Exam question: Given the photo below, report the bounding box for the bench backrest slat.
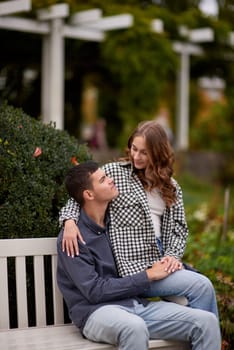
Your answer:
[34,255,46,326]
[52,255,64,324]
[0,257,10,329]
[16,256,28,327]
[0,238,65,330]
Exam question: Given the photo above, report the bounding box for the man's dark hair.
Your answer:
[65,161,99,206]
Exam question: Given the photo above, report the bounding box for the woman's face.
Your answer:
[130,136,149,170]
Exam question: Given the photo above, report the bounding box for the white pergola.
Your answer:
[152,21,215,151]
[173,27,214,151]
[0,1,133,129]
[1,1,232,150]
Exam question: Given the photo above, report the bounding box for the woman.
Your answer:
[60,121,219,318]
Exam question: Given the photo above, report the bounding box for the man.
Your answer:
[57,161,221,350]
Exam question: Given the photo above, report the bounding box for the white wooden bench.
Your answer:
[0,238,190,350]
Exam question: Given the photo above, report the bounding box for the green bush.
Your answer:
[0,103,91,239]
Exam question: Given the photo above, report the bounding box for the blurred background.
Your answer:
[0,0,234,347]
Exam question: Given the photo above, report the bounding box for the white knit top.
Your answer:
[146,189,166,238]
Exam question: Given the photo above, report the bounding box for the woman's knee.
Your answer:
[203,311,219,328]
[199,274,215,293]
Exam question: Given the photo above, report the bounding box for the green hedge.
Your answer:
[0,103,91,238]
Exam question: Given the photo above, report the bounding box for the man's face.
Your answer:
[90,168,119,203]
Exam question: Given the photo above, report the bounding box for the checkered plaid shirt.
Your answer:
[59,162,188,277]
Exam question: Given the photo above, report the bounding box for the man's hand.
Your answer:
[62,219,85,257]
[146,261,174,281]
[160,255,183,273]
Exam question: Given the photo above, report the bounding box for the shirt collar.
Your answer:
[80,208,110,235]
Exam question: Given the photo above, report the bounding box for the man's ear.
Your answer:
[83,189,94,201]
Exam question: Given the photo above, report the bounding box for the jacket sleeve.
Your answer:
[163,181,189,259]
[59,197,80,227]
[57,241,150,304]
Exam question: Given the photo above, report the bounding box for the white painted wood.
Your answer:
[47,17,64,130]
[0,238,57,257]
[41,35,51,125]
[0,5,133,132]
[37,3,69,21]
[0,238,190,349]
[151,19,164,33]
[0,0,31,16]
[0,16,49,33]
[83,14,133,31]
[0,324,189,350]
[16,256,28,328]
[63,25,104,41]
[34,255,46,326]
[173,41,203,150]
[52,255,64,324]
[229,31,234,46]
[0,257,9,329]
[70,8,102,25]
[189,27,214,43]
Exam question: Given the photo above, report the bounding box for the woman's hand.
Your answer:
[160,255,183,273]
[62,219,85,257]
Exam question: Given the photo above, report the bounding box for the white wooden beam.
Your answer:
[37,3,69,21]
[173,41,203,56]
[0,0,31,16]
[0,16,49,34]
[189,27,214,43]
[71,13,133,31]
[70,9,102,25]
[0,15,105,41]
[63,25,104,41]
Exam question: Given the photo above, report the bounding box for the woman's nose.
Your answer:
[134,152,140,159]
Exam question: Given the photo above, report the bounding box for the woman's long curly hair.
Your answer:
[126,121,176,207]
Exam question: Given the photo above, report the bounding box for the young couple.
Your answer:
[57,121,221,349]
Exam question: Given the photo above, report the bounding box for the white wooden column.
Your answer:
[37,4,69,129]
[41,35,50,124]
[173,28,213,150]
[173,42,203,151]
[176,49,190,151]
[48,18,64,129]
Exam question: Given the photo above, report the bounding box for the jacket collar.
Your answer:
[80,208,110,235]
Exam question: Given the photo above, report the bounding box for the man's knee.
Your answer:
[119,317,149,349]
[124,316,148,335]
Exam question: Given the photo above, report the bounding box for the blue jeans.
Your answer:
[83,300,221,350]
[153,238,219,318]
[141,269,219,319]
